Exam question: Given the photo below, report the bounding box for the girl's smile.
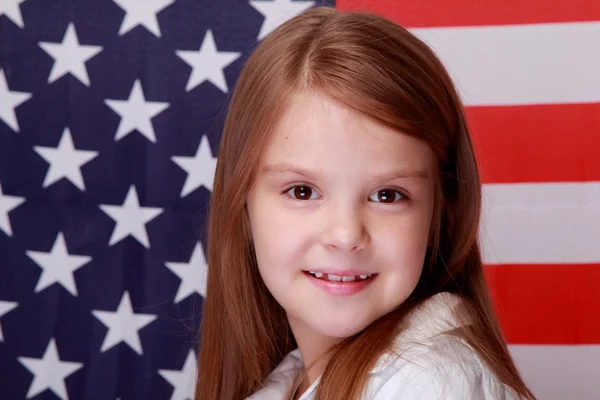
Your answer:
[302,270,378,296]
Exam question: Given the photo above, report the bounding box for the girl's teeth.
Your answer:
[307,272,373,281]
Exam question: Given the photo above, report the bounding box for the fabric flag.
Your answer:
[0,0,598,399]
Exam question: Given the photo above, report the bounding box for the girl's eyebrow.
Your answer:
[261,163,318,179]
[261,162,430,181]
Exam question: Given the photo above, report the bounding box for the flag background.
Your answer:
[0,0,598,399]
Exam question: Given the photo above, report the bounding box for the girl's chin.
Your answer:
[288,312,373,338]
[307,317,374,339]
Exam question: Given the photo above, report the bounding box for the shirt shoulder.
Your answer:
[367,334,521,400]
[366,293,522,399]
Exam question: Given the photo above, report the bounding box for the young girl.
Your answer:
[196,6,535,400]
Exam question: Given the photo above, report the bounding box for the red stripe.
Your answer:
[336,0,600,27]
[467,103,600,184]
[485,264,600,345]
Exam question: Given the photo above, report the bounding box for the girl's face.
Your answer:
[247,91,435,347]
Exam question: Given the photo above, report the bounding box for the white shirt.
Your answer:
[246,292,521,399]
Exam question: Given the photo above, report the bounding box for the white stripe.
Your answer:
[480,182,600,264]
[509,345,600,400]
[410,22,600,106]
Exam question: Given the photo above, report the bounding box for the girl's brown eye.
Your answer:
[288,185,317,200]
[370,189,403,203]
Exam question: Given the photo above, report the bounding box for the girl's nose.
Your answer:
[319,205,370,253]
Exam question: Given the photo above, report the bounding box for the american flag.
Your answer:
[0,0,597,399]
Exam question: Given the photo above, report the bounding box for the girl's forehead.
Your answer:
[260,92,433,171]
[275,91,354,132]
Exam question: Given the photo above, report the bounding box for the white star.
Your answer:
[0,181,25,237]
[0,0,26,28]
[172,135,217,197]
[104,80,170,143]
[250,0,315,40]
[25,232,92,296]
[114,0,174,37]
[175,30,241,93]
[0,300,18,342]
[99,185,163,248]
[165,242,208,303]
[91,291,157,355]
[18,338,83,400]
[38,23,103,86]
[33,128,98,191]
[158,351,198,400]
[0,68,31,132]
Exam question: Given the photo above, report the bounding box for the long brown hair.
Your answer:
[196,6,534,399]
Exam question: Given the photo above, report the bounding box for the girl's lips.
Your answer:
[303,271,377,296]
[302,269,371,276]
